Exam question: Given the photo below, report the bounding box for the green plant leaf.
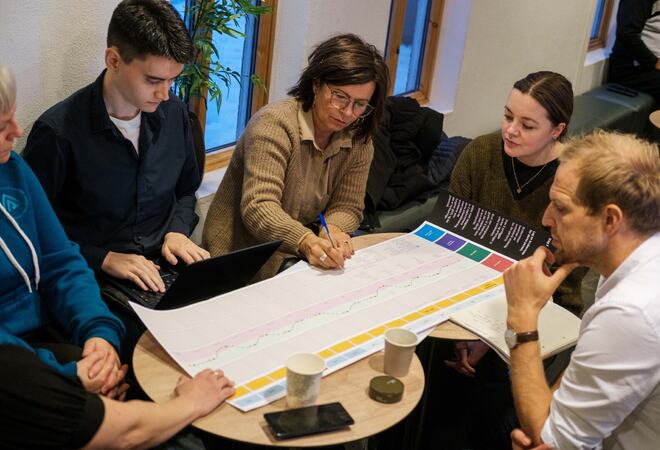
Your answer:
[173,0,272,114]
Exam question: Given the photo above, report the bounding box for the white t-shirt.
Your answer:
[541,232,660,449]
[109,112,142,154]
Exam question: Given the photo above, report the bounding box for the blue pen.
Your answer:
[319,212,337,248]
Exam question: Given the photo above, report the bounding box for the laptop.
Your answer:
[104,240,282,310]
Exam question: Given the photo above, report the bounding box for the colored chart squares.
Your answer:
[435,233,466,251]
[457,242,490,262]
[415,224,446,242]
[481,253,513,272]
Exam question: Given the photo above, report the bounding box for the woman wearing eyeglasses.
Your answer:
[203,34,389,279]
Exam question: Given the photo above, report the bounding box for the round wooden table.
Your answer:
[352,233,479,341]
[133,331,425,447]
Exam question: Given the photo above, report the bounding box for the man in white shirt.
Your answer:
[505,131,660,449]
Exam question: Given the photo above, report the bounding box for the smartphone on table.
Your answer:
[264,402,354,440]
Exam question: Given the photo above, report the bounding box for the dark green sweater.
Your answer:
[450,132,585,316]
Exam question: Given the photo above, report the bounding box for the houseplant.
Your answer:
[172,0,272,113]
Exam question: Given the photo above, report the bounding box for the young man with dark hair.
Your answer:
[24,0,209,298]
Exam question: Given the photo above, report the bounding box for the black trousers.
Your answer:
[608,60,660,104]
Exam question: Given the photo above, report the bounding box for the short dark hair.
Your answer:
[513,71,573,139]
[288,33,390,143]
[107,0,194,64]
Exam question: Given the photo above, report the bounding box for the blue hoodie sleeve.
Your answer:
[15,156,125,353]
[0,328,77,376]
[23,120,111,271]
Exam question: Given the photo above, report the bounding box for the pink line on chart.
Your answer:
[174,252,465,363]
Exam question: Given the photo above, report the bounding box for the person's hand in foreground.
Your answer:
[176,368,236,416]
[82,337,128,396]
[83,368,235,449]
[77,349,129,399]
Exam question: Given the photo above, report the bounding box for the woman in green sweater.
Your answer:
[439,71,587,450]
[203,34,389,279]
[447,71,585,375]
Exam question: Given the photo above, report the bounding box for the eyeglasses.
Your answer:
[328,87,375,118]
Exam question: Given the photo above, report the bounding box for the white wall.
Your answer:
[0,0,612,149]
[0,0,121,150]
[435,0,598,137]
[268,0,391,102]
[268,0,608,138]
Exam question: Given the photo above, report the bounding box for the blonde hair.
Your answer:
[0,65,16,115]
[560,131,660,234]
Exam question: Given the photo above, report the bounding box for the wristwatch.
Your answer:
[504,328,539,350]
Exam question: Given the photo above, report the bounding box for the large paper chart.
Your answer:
[132,222,514,411]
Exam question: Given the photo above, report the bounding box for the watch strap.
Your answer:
[516,330,539,343]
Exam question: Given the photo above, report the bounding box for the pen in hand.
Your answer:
[318,212,337,248]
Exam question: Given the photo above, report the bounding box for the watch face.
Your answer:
[505,328,517,349]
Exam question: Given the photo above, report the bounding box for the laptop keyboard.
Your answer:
[126,267,178,307]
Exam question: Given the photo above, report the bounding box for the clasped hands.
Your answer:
[77,337,129,400]
[444,340,491,376]
[299,223,354,269]
[101,232,210,291]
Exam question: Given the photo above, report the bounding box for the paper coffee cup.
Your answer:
[286,353,325,408]
[384,328,418,378]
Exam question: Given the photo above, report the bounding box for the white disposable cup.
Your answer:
[384,328,418,378]
[286,353,325,408]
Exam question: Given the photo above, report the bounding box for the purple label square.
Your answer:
[436,233,466,251]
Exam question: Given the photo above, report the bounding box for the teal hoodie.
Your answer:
[0,152,124,376]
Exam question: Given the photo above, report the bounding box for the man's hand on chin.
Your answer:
[504,247,578,327]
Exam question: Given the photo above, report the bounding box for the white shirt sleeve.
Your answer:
[540,298,660,450]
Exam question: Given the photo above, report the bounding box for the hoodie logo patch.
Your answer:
[1,189,28,220]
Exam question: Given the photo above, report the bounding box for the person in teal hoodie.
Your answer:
[0,64,126,396]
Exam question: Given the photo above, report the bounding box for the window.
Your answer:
[385,0,444,102]
[173,0,277,171]
[589,0,614,50]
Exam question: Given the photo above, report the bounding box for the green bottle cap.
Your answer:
[369,375,404,403]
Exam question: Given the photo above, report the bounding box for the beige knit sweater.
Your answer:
[203,98,373,279]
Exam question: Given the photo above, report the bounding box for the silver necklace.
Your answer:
[511,156,548,194]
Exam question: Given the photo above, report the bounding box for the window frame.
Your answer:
[588,0,614,51]
[385,0,444,104]
[186,0,278,173]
